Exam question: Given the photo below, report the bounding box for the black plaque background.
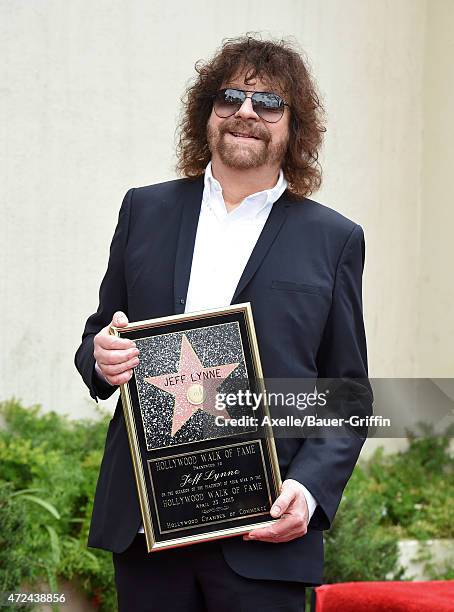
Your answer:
[117,309,281,545]
[148,440,271,536]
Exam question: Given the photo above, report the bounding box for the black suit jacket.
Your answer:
[75,175,372,585]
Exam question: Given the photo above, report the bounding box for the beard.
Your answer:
[207,119,288,170]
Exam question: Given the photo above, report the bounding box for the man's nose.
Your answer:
[234,96,259,121]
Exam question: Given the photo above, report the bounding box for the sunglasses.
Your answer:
[212,88,289,123]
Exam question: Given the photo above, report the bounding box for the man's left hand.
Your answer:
[243,479,309,543]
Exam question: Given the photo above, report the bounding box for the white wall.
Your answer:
[1,1,452,436]
[418,0,454,377]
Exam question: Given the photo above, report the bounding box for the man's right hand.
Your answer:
[93,311,139,386]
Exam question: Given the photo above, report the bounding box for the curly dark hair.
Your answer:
[175,34,326,199]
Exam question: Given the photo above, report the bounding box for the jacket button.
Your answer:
[180,298,185,304]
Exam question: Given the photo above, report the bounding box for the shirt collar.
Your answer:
[202,161,288,221]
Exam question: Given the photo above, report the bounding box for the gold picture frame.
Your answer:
[111,303,282,552]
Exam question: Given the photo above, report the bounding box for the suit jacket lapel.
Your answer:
[230,191,291,303]
[173,176,205,314]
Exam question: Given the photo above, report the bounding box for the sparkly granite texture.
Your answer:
[133,322,256,450]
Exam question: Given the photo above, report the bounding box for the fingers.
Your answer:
[95,344,139,366]
[100,355,140,375]
[112,311,129,327]
[102,368,135,387]
[244,513,305,543]
[96,332,135,351]
[93,311,138,385]
[270,482,297,517]
[243,481,308,543]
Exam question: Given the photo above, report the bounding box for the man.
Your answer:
[75,35,372,611]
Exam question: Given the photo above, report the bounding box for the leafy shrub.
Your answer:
[0,399,452,608]
[0,481,35,610]
[324,465,404,582]
[366,425,454,540]
[324,423,454,583]
[0,399,116,611]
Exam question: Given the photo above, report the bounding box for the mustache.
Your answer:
[219,121,270,142]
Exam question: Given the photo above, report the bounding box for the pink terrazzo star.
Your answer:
[144,334,239,436]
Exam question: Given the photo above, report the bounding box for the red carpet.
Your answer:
[314,581,454,611]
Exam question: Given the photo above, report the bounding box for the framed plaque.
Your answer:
[111,303,281,552]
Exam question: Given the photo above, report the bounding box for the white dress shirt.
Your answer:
[137,162,317,533]
[185,162,286,312]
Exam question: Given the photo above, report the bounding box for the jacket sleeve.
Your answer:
[74,188,134,402]
[285,223,373,530]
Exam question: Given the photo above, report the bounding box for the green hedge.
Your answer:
[324,423,454,583]
[0,400,116,611]
[0,400,452,610]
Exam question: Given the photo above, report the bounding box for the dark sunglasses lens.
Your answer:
[252,92,284,122]
[214,89,245,117]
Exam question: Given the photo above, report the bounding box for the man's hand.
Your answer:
[93,311,139,386]
[243,479,309,543]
